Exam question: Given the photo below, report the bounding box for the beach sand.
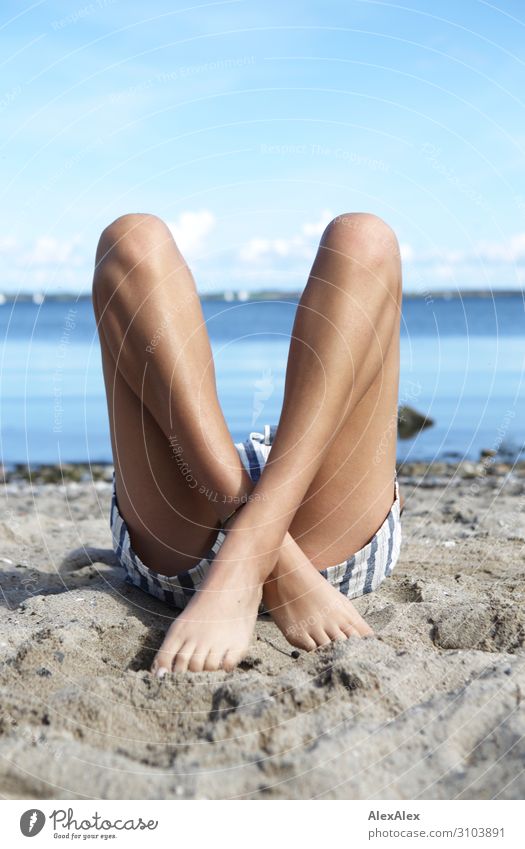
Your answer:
[0,464,524,799]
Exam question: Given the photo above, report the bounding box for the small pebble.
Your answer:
[291,650,300,659]
[37,667,51,677]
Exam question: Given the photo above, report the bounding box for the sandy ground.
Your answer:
[0,465,524,800]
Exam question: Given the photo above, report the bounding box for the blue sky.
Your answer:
[1,0,524,294]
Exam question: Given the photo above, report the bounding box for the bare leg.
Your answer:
[93,212,254,557]
[93,214,368,674]
[154,212,402,669]
[263,213,401,645]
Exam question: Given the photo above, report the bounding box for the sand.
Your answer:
[0,464,524,799]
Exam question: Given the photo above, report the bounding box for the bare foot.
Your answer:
[263,543,374,651]
[150,531,272,675]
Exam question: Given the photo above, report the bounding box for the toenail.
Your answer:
[156,667,168,678]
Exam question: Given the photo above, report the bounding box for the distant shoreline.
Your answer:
[0,288,523,304]
[2,457,524,484]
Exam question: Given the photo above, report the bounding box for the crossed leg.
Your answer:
[263,214,402,644]
[92,211,401,672]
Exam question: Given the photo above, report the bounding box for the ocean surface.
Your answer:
[0,293,524,466]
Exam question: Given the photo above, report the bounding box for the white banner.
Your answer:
[2,799,522,848]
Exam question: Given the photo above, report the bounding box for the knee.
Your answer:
[92,213,174,304]
[320,212,401,272]
[95,212,173,271]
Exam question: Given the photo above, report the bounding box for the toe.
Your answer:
[221,648,244,672]
[348,609,374,637]
[294,632,317,652]
[203,649,225,671]
[173,642,195,673]
[340,622,361,638]
[151,637,182,678]
[188,644,208,673]
[352,618,374,637]
[311,629,332,648]
[328,626,351,641]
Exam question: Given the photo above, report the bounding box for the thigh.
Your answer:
[98,330,222,576]
[289,328,400,568]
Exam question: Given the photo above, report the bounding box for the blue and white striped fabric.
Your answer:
[110,424,402,610]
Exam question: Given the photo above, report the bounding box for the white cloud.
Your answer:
[431,264,457,281]
[399,242,414,262]
[239,235,305,262]
[238,210,334,264]
[0,234,86,292]
[166,210,215,256]
[238,238,271,262]
[1,264,87,292]
[0,235,18,254]
[301,209,334,237]
[474,233,525,264]
[408,233,525,267]
[22,235,83,266]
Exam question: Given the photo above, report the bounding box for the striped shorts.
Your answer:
[110,424,402,611]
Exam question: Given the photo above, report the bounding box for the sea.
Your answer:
[0,292,524,467]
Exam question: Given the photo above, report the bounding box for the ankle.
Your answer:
[230,499,289,546]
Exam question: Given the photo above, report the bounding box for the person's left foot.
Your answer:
[263,546,374,651]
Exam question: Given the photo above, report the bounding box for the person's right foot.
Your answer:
[262,545,374,651]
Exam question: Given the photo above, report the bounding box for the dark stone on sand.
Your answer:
[36,667,52,677]
[480,448,497,459]
[398,405,434,439]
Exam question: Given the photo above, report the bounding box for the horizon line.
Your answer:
[0,287,524,303]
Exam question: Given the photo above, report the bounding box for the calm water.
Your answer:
[0,294,524,466]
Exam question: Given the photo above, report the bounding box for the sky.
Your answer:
[1,0,525,295]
